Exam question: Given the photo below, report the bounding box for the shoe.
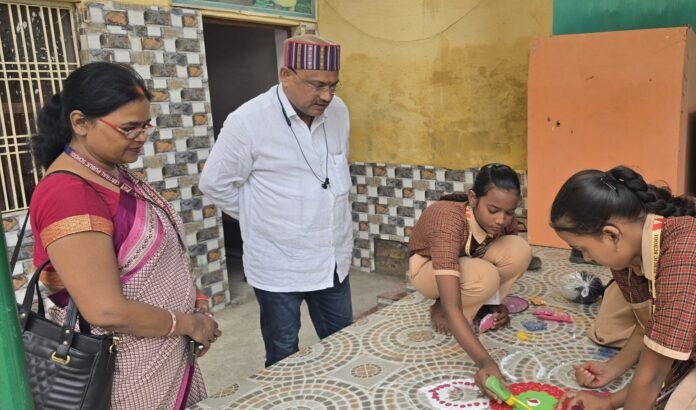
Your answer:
[473,305,492,324]
[473,304,508,333]
[478,313,496,333]
[528,256,542,271]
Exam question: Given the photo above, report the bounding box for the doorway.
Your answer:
[203,19,289,286]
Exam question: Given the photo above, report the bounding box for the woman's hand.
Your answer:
[187,312,221,357]
[555,390,612,410]
[194,298,211,315]
[474,358,507,403]
[573,361,617,388]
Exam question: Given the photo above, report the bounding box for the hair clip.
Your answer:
[600,176,617,191]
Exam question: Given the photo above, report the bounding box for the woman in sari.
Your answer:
[29,62,221,409]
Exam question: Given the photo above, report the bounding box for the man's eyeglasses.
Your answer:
[98,118,156,139]
[289,68,341,94]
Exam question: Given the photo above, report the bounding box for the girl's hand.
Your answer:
[555,391,612,410]
[573,361,617,388]
[474,358,506,403]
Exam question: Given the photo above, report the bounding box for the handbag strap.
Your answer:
[9,209,29,273]
[55,300,80,360]
[20,260,88,362]
[10,169,104,271]
[20,257,92,332]
[18,259,51,327]
[18,170,106,334]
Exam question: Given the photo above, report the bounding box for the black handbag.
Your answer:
[17,259,117,409]
[11,173,117,409]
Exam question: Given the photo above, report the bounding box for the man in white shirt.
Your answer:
[199,35,353,367]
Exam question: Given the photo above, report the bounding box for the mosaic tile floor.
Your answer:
[192,247,630,409]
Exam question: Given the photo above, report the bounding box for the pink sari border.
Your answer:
[174,364,194,410]
[118,195,163,284]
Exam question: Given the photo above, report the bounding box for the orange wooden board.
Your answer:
[527,27,695,248]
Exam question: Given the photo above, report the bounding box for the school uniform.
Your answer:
[611,215,696,408]
[408,200,532,321]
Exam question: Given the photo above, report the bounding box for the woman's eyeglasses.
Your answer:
[98,118,156,139]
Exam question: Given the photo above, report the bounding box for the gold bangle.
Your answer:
[166,311,177,337]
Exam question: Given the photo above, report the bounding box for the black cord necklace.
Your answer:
[276,86,330,189]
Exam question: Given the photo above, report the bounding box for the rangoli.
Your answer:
[489,381,565,410]
[421,379,566,410]
[420,379,489,409]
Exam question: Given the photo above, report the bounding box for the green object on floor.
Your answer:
[485,376,532,410]
[0,216,34,409]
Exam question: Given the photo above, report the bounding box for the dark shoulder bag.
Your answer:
[12,170,116,409]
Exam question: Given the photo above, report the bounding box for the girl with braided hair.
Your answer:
[549,165,696,410]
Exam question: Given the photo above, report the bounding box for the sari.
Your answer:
[30,170,207,409]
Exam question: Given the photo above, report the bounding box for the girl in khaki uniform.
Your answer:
[408,163,532,397]
[550,166,696,410]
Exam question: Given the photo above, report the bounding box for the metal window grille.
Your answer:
[0,1,79,212]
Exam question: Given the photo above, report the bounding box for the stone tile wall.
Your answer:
[81,1,229,308]
[6,1,229,311]
[3,0,529,307]
[349,162,528,272]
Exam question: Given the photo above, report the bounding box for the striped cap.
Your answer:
[284,39,340,71]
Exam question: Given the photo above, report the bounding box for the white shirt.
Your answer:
[199,85,352,292]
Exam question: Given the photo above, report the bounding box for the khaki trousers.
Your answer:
[409,235,532,321]
[666,366,696,410]
[586,281,642,348]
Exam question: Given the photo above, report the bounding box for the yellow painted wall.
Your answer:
[82,0,550,169]
[317,0,552,170]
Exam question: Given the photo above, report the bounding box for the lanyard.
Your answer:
[629,213,663,325]
[464,207,477,256]
[64,146,185,250]
[464,206,495,257]
[643,214,663,317]
[276,86,330,189]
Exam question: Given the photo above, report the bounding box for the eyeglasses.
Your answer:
[289,68,341,94]
[98,118,156,139]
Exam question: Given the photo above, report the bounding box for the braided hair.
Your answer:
[551,165,696,235]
